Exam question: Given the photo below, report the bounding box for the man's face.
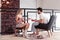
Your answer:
[37,10,41,14]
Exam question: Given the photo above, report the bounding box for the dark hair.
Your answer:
[37,7,43,12]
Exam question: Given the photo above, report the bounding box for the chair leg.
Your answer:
[47,30,50,37]
[50,30,52,36]
[15,29,18,36]
[47,30,52,37]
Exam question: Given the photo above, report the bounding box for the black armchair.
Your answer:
[35,15,56,37]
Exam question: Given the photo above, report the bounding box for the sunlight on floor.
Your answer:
[1,32,60,40]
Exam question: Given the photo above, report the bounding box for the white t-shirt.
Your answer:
[37,12,48,24]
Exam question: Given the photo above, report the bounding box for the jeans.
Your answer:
[31,22,39,32]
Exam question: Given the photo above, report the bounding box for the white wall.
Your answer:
[20,0,37,8]
[0,0,1,32]
[20,0,44,8]
[42,0,60,9]
[36,0,43,8]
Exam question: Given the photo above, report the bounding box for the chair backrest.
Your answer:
[47,15,56,29]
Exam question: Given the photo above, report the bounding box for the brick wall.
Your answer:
[1,0,19,34]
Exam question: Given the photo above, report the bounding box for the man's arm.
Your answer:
[37,19,44,23]
[32,19,44,23]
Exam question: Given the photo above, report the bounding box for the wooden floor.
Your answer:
[1,32,60,40]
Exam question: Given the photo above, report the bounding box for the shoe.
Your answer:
[36,35,44,39]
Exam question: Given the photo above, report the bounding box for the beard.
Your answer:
[38,13,40,14]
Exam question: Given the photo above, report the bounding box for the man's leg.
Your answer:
[36,29,44,39]
[36,29,40,35]
[35,23,44,39]
[31,22,39,34]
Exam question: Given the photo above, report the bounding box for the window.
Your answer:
[56,13,60,30]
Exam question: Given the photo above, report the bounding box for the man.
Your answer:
[31,7,48,37]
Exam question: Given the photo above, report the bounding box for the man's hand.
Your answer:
[28,18,38,22]
[31,19,41,22]
[31,19,37,21]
